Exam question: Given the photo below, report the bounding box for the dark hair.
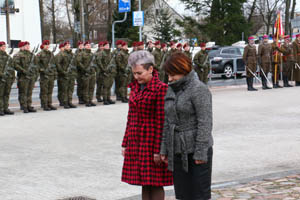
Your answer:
[163,52,192,75]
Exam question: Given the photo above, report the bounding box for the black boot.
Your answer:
[296,81,300,86]
[69,103,77,108]
[48,105,57,110]
[97,98,103,102]
[4,109,14,115]
[249,78,257,91]
[108,99,115,104]
[261,76,267,90]
[90,101,96,106]
[23,109,29,113]
[79,99,85,104]
[246,77,251,91]
[28,107,37,112]
[121,98,128,103]
[43,106,51,111]
[64,104,70,109]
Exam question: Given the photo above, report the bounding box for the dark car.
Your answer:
[208,46,245,78]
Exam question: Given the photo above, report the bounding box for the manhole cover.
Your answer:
[58,197,96,200]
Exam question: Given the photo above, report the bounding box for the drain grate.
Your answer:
[58,196,96,200]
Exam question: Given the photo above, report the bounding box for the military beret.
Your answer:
[64,41,70,46]
[18,41,25,48]
[103,41,109,46]
[42,40,50,45]
[169,41,176,46]
[137,41,144,46]
[176,43,182,48]
[200,42,206,47]
[248,36,255,40]
[59,43,65,49]
[78,41,83,46]
[132,41,137,47]
[116,40,123,46]
[296,34,300,38]
[0,41,6,47]
[24,41,30,46]
[154,41,160,46]
[161,43,167,48]
[98,41,104,47]
[183,43,189,48]
[122,41,128,47]
[84,41,91,46]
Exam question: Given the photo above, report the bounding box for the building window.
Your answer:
[0,0,15,14]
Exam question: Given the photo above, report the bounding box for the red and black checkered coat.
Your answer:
[121,71,173,186]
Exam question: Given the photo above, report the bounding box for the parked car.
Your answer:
[208,46,245,78]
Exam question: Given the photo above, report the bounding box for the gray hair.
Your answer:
[128,50,155,67]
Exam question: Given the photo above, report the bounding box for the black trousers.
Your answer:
[173,147,213,200]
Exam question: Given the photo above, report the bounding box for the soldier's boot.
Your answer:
[261,76,267,90]
[89,100,96,106]
[4,109,14,115]
[28,107,37,113]
[121,97,128,103]
[43,105,51,111]
[296,81,300,86]
[108,98,115,104]
[64,102,70,109]
[97,97,103,102]
[248,78,257,91]
[246,77,252,91]
[78,98,85,104]
[68,102,77,108]
[103,97,109,105]
[23,108,29,113]
[283,76,293,87]
[48,105,57,110]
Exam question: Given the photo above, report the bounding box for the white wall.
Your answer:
[0,0,42,46]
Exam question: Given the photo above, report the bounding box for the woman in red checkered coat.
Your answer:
[121,50,173,200]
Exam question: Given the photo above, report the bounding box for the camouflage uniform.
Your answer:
[74,49,84,103]
[95,49,117,105]
[193,50,209,84]
[95,49,104,102]
[13,49,37,112]
[64,49,77,108]
[76,49,96,106]
[55,50,70,108]
[112,48,122,100]
[184,50,192,60]
[36,49,56,110]
[0,50,15,115]
[152,48,163,72]
[116,49,129,102]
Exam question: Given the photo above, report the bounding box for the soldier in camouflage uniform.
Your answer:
[258,35,272,89]
[137,41,144,51]
[193,43,209,84]
[183,43,192,60]
[152,41,163,72]
[13,41,37,113]
[243,37,258,91]
[96,42,104,102]
[165,41,177,61]
[76,41,96,107]
[112,40,123,101]
[64,41,77,108]
[75,41,85,104]
[292,33,300,86]
[36,40,57,111]
[0,42,15,116]
[96,41,117,105]
[276,35,294,87]
[176,43,183,53]
[159,43,168,83]
[116,41,130,103]
[146,41,154,53]
[131,42,138,53]
[55,43,70,108]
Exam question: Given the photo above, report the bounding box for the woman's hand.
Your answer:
[154,154,162,165]
[195,160,206,165]
[161,155,168,164]
[122,147,126,157]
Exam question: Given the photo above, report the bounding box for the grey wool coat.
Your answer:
[160,70,213,172]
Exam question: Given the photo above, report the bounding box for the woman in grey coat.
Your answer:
[160,52,213,200]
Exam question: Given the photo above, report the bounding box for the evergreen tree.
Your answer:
[152,9,180,43]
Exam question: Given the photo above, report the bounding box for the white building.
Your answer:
[0,0,42,47]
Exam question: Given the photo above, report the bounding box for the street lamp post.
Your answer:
[5,0,11,47]
[138,0,142,41]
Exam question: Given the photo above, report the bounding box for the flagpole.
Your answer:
[274,12,280,83]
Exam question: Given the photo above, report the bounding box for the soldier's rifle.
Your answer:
[105,52,119,77]
[44,44,58,77]
[1,48,15,83]
[25,44,39,79]
[85,54,97,76]
[66,53,77,77]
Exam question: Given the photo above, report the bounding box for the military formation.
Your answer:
[0,38,210,116]
[243,34,300,91]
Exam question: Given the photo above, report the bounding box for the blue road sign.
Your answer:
[133,11,144,26]
[119,0,131,13]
